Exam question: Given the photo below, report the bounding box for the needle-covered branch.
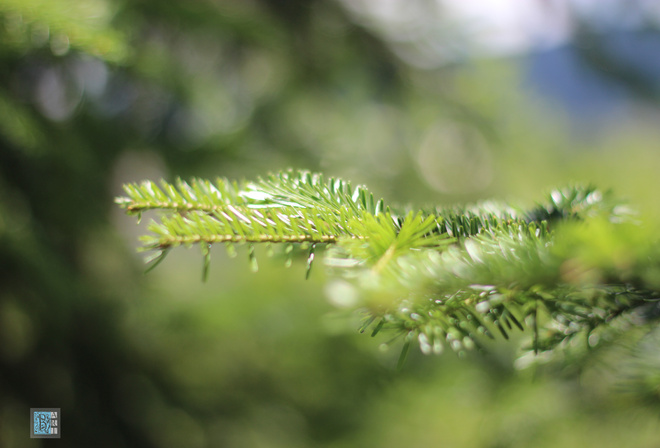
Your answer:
[116,170,660,365]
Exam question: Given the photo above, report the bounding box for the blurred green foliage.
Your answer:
[1,0,660,447]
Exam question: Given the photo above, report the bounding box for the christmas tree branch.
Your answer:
[116,170,659,364]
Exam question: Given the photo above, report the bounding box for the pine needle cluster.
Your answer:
[116,170,660,367]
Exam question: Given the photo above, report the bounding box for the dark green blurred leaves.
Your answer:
[0,0,128,61]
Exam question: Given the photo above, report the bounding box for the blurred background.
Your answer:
[1,0,660,446]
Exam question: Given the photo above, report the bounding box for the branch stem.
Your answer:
[151,233,366,248]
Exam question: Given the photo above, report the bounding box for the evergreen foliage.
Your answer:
[7,0,660,445]
[117,170,660,365]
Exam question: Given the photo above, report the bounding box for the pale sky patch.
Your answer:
[339,0,660,66]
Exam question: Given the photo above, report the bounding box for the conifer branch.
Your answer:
[116,170,660,363]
